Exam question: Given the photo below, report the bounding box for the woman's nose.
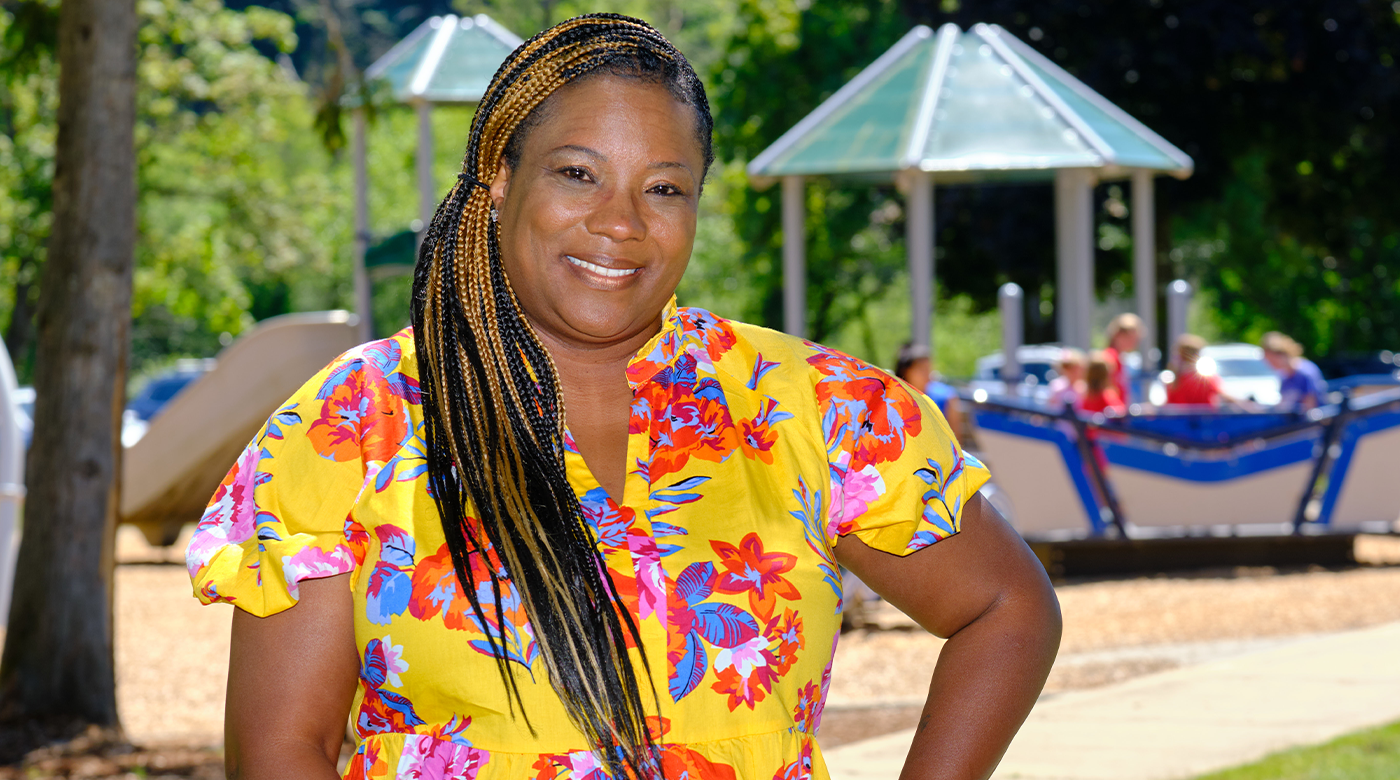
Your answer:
[585,191,647,242]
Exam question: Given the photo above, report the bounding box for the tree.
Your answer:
[0,0,137,755]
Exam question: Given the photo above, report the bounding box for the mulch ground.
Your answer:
[2,528,1398,774]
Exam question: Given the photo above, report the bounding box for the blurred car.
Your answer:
[11,386,34,448]
[1149,343,1281,407]
[1314,350,1399,380]
[17,358,216,449]
[126,359,216,422]
[970,344,1069,403]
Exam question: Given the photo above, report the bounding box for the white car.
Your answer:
[1149,343,1281,406]
[970,345,1071,403]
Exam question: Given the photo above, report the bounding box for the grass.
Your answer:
[1194,720,1400,780]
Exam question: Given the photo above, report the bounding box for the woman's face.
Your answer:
[489,75,705,351]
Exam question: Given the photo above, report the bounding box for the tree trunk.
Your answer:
[0,0,137,750]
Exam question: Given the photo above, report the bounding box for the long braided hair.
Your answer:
[409,14,713,778]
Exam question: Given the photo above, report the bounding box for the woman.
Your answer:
[188,15,1060,780]
[893,342,962,441]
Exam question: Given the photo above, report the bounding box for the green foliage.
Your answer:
[1194,719,1400,780]
[712,0,915,354]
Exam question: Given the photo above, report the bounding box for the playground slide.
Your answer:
[120,311,364,545]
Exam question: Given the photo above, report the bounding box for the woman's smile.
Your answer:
[563,253,644,284]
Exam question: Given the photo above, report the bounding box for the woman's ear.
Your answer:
[490,161,511,213]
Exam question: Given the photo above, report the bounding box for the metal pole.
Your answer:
[1055,169,1095,350]
[781,175,806,337]
[416,99,435,240]
[352,108,373,343]
[1166,279,1193,355]
[1132,169,1157,369]
[907,170,935,349]
[999,282,1024,383]
[0,339,25,626]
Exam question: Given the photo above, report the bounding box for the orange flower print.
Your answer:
[809,346,923,470]
[308,340,419,467]
[711,533,800,619]
[739,398,793,465]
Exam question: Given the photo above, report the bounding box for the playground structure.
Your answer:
[120,311,364,546]
[968,387,1400,541]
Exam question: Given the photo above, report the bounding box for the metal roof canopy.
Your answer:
[349,15,524,340]
[366,14,523,104]
[748,23,1194,358]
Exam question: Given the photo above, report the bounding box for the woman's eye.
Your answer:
[558,166,592,182]
[650,183,685,197]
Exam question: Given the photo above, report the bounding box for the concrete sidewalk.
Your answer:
[822,620,1400,780]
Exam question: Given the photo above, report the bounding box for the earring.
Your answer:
[490,206,499,223]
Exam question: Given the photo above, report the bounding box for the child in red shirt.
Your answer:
[1165,334,1227,407]
[1079,353,1127,415]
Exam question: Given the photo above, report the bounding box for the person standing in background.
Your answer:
[1263,331,1328,412]
[1046,348,1086,414]
[1079,352,1127,416]
[895,342,963,441]
[1165,334,1238,408]
[1102,314,1142,405]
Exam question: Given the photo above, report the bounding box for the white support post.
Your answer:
[1055,168,1096,350]
[906,170,934,349]
[352,108,373,343]
[416,99,436,240]
[1132,169,1157,369]
[781,175,806,338]
[0,339,24,627]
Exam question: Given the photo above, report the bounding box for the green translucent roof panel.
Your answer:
[366,15,523,105]
[749,23,1192,183]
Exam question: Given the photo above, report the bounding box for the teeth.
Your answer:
[566,255,639,278]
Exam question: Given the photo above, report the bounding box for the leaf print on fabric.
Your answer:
[908,446,975,551]
[789,478,841,607]
[580,487,634,551]
[262,403,302,442]
[711,533,800,620]
[366,524,416,625]
[668,629,709,702]
[809,345,922,470]
[357,636,424,736]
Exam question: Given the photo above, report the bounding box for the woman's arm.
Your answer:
[225,573,359,779]
[835,493,1061,780]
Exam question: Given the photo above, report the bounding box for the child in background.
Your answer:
[1165,334,1233,408]
[1102,313,1142,404]
[1047,348,1086,413]
[1079,352,1128,415]
[895,342,963,441]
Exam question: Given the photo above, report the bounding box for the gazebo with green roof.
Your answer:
[349,14,523,339]
[748,22,1193,356]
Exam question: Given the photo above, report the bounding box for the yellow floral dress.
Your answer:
[187,300,989,780]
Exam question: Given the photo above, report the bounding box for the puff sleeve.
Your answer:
[186,342,402,616]
[809,345,991,555]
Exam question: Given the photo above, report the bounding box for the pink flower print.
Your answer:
[280,544,355,598]
[627,532,667,624]
[396,734,490,780]
[367,634,409,689]
[187,441,267,576]
[826,450,885,538]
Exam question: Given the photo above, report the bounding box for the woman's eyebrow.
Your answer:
[552,144,605,161]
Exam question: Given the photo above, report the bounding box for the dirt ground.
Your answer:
[2,528,1399,776]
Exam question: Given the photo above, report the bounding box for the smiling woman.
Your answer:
[187,13,1061,780]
